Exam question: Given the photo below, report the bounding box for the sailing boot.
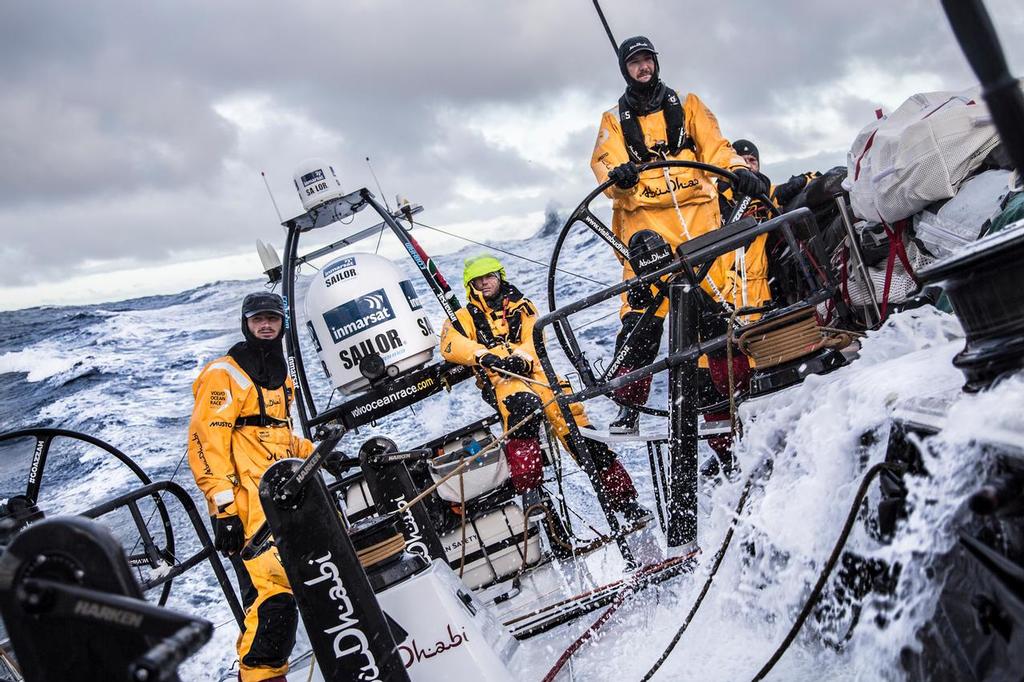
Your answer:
[619,500,654,525]
[609,404,640,435]
[697,402,735,480]
[537,488,576,559]
[598,460,652,525]
[609,367,653,436]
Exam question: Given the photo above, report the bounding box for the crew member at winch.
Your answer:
[440,255,650,523]
[590,36,771,434]
[715,138,775,309]
[718,138,814,217]
[187,292,314,682]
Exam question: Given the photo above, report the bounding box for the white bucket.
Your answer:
[428,430,510,503]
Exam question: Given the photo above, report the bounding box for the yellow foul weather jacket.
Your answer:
[187,355,314,538]
[439,286,590,441]
[591,92,770,314]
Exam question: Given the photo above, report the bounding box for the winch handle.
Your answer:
[239,522,273,561]
[128,621,213,682]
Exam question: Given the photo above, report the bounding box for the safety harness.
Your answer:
[618,87,695,163]
[464,284,535,349]
[234,385,293,429]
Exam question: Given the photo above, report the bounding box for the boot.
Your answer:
[534,488,576,559]
[520,487,546,521]
[618,500,654,525]
[609,404,640,435]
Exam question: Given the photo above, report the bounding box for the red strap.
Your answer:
[876,217,920,320]
[853,130,878,182]
[890,219,919,284]
[839,245,850,306]
[879,235,897,320]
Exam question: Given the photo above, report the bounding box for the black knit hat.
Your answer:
[618,36,660,90]
[732,139,759,162]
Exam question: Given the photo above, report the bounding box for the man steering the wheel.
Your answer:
[590,35,770,434]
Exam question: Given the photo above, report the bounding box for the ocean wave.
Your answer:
[0,346,91,383]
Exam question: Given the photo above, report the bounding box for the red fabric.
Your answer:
[877,217,919,320]
[611,366,653,406]
[599,459,637,510]
[706,353,751,398]
[854,130,877,181]
[505,437,544,492]
[702,408,734,461]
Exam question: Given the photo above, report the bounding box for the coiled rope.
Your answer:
[355,532,407,569]
[738,306,853,369]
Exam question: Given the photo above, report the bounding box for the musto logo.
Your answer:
[323,289,395,343]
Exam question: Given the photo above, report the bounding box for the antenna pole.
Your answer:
[261,171,284,223]
[365,156,392,212]
[592,0,618,55]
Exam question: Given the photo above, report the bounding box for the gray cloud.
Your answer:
[2,0,1023,300]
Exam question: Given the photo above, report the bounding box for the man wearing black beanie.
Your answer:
[187,291,315,681]
[590,36,771,434]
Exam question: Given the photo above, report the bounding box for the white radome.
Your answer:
[292,158,345,211]
[304,252,437,394]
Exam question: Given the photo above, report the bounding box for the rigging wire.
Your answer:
[414,221,611,287]
[365,157,392,212]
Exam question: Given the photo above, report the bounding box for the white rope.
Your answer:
[660,164,731,308]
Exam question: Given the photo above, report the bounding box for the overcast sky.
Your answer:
[2,0,1023,311]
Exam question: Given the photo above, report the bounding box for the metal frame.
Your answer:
[533,207,827,554]
[0,428,178,607]
[278,188,473,439]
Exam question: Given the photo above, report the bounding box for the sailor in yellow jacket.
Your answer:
[715,139,776,311]
[440,255,649,522]
[187,292,314,682]
[590,35,771,433]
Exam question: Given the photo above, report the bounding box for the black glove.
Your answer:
[478,353,502,370]
[322,450,351,478]
[213,514,244,556]
[627,283,655,309]
[496,355,532,377]
[608,162,640,190]
[733,167,769,198]
[772,174,809,206]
